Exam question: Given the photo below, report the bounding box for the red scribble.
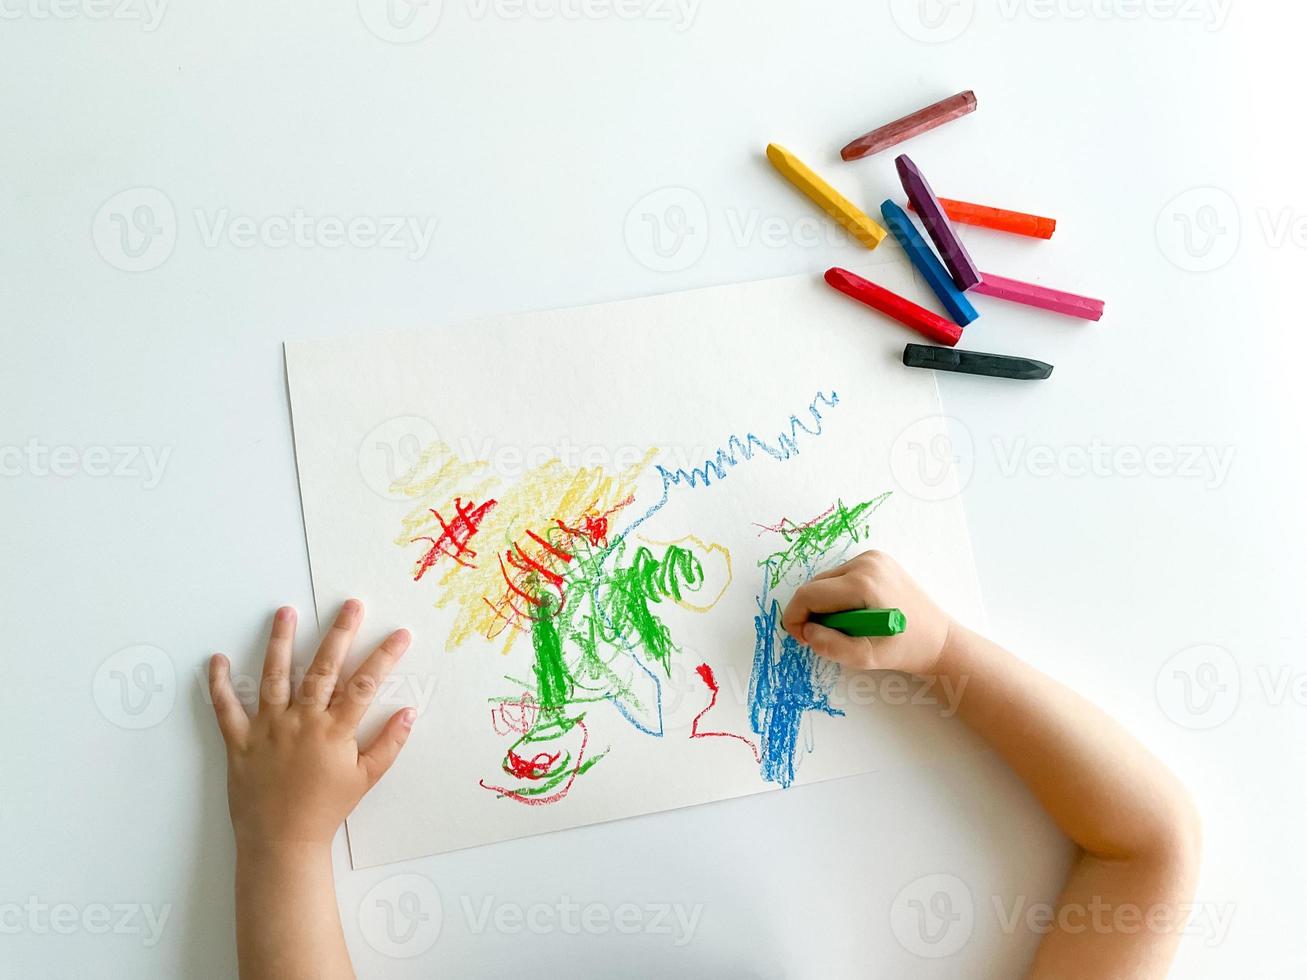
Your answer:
[489,694,538,736]
[555,494,635,550]
[752,504,836,538]
[690,663,760,762]
[489,527,576,628]
[411,497,498,579]
[504,748,562,779]
[479,720,591,806]
[478,495,637,638]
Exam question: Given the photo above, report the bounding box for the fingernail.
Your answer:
[276,606,294,622]
[401,708,416,729]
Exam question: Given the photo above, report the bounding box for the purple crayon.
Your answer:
[895,154,982,291]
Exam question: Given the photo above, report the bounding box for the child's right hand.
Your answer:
[781,550,953,675]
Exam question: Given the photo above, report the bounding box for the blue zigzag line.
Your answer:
[614,389,841,545]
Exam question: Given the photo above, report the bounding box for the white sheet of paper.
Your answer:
[286,271,985,868]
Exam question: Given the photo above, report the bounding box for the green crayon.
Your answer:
[810,608,907,637]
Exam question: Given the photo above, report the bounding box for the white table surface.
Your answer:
[4,3,1304,977]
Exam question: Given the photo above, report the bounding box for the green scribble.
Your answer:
[759,492,893,587]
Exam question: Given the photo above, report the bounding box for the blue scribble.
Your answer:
[616,390,841,544]
[748,569,843,788]
[598,389,843,744]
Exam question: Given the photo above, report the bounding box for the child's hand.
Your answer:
[207,599,415,850]
[782,550,952,675]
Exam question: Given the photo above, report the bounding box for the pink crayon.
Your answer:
[973,273,1105,322]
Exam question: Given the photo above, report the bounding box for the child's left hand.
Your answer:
[207,599,416,850]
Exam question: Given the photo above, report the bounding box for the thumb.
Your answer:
[359,707,416,786]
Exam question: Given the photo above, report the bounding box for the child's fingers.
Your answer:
[333,629,412,729]
[781,576,871,638]
[209,654,250,746]
[299,599,363,709]
[358,707,417,787]
[259,606,297,712]
[801,622,876,668]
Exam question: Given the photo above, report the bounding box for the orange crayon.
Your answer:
[908,197,1057,240]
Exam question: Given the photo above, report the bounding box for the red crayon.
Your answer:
[824,268,963,347]
[841,91,977,162]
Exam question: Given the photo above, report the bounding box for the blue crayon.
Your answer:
[880,200,979,327]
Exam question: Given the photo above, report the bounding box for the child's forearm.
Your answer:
[935,623,1200,864]
[787,552,1201,978]
[933,623,1202,978]
[235,841,354,980]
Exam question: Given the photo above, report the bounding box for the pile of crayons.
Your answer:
[768,91,1104,382]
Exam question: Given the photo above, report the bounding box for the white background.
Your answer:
[3,1,1304,977]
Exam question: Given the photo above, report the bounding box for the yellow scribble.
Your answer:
[635,534,733,613]
[391,441,657,654]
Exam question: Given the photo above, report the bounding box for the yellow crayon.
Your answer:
[766,143,887,250]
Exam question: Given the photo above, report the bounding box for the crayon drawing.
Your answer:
[284,272,986,863]
[390,393,887,806]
